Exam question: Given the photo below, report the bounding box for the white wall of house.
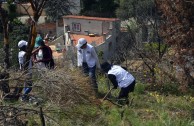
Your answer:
[62,16,121,62]
[96,26,120,62]
[96,37,114,62]
[63,18,114,36]
[56,20,64,37]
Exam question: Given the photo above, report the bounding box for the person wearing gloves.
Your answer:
[76,38,100,95]
[100,62,136,102]
[17,40,33,101]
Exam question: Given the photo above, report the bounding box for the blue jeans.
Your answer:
[82,62,98,92]
[22,80,32,100]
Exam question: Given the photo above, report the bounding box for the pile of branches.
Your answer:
[0,66,97,125]
[32,67,96,109]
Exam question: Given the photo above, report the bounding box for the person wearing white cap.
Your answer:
[17,40,33,101]
[18,40,31,70]
[76,38,100,95]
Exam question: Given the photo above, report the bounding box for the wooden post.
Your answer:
[39,107,45,126]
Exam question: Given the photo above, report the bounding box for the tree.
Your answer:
[115,0,168,83]
[155,0,194,89]
[81,0,118,17]
[44,0,76,21]
[0,1,10,69]
[15,0,46,69]
[116,0,157,42]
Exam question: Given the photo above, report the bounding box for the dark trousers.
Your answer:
[118,80,136,99]
[82,62,98,92]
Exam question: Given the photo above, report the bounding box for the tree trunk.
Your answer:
[3,43,9,69]
[0,6,10,69]
[0,70,10,96]
[24,23,37,69]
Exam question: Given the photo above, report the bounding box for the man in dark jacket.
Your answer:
[32,36,55,69]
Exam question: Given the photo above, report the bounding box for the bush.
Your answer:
[134,82,146,94]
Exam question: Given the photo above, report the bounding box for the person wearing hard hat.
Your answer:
[76,38,100,96]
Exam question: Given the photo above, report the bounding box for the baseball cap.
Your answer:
[34,36,43,48]
[18,40,28,48]
[76,38,87,48]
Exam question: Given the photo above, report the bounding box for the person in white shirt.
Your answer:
[76,38,100,95]
[17,40,32,101]
[100,62,136,102]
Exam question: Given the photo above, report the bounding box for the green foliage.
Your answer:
[8,19,29,67]
[2,68,194,125]
[106,107,122,126]
[100,94,193,126]
[81,0,118,17]
[44,0,73,21]
[146,82,180,95]
[6,0,18,21]
[97,50,104,62]
[144,42,167,52]
[116,0,155,20]
[27,116,38,126]
[96,76,193,126]
[125,18,139,33]
[134,82,146,94]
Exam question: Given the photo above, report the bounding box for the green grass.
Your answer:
[2,75,194,126]
[93,75,193,126]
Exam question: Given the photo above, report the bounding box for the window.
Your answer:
[72,23,81,32]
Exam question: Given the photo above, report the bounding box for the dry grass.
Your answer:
[31,66,96,109]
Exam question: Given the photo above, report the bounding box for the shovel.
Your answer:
[102,87,114,101]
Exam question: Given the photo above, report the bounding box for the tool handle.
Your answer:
[102,87,114,101]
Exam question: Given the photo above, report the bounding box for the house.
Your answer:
[61,15,121,61]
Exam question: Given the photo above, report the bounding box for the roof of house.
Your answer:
[70,34,104,46]
[63,15,120,22]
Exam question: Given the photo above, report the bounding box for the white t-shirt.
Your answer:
[108,65,135,88]
[34,49,46,69]
[18,50,32,74]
